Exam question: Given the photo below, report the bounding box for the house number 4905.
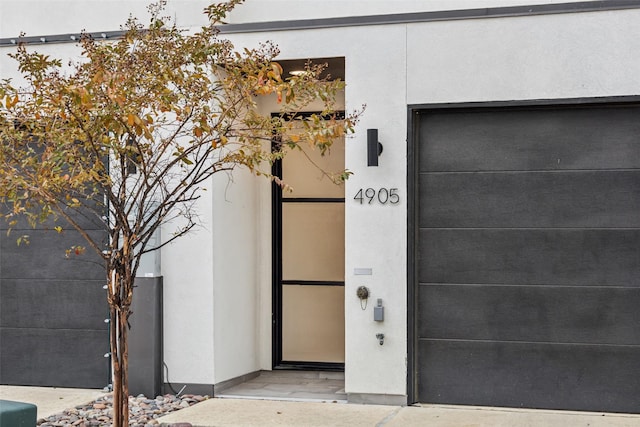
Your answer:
[353,188,400,205]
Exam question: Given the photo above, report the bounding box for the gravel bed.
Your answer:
[37,393,207,426]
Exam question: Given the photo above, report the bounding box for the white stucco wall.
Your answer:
[406,9,640,103]
[0,0,210,38]
[342,26,409,398]
[210,168,262,384]
[161,190,216,385]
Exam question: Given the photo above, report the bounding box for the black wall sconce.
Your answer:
[367,129,384,166]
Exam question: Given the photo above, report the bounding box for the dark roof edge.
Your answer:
[0,30,126,47]
[217,0,640,34]
[2,1,639,47]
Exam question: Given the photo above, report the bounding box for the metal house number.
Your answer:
[353,188,400,205]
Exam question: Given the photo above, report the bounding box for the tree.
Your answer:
[0,1,360,425]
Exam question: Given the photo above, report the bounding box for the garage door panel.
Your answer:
[415,103,640,412]
[419,107,640,172]
[419,284,640,345]
[0,279,107,329]
[1,206,109,387]
[417,339,640,412]
[419,171,640,228]
[0,200,107,231]
[1,229,107,280]
[0,328,109,388]
[419,229,640,286]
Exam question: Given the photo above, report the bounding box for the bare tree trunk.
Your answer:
[110,304,123,427]
[111,306,131,426]
[109,263,132,427]
[119,309,130,427]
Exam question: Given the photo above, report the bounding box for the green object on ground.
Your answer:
[0,399,37,427]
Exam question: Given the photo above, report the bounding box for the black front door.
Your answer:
[272,118,346,370]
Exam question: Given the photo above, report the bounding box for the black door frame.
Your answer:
[271,111,346,371]
[406,95,640,404]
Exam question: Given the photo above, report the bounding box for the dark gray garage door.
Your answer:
[413,102,640,413]
[0,212,109,388]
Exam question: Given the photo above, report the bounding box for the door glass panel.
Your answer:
[282,284,345,363]
[282,138,345,199]
[282,203,345,282]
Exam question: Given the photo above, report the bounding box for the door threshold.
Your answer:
[216,394,348,404]
[215,370,346,403]
[274,362,344,372]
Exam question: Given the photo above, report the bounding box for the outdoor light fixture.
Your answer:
[367,129,383,166]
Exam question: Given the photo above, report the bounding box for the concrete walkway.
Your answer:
[0,385,105,419]
[2,385,640,427]
[155,398,640,427]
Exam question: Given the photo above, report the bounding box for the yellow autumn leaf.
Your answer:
[289,134,301,143]
[4,95,15,108]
